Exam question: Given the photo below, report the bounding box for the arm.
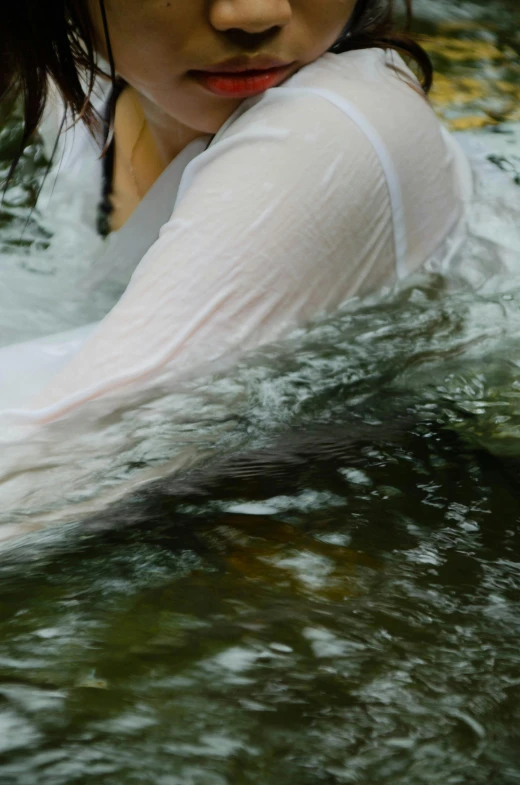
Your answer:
[30,92,400,417]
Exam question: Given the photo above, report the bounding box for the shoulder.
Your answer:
[175,55,392,217]
[175,48,441,236]
[217,48,432,136]
[206,46,447,199]
[172,47,463,286]
[210,47,445,184]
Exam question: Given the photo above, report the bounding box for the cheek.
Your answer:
[115,43,183,89]
[290,0,354,65]
[98,0,196,79]
[303,0,354,43]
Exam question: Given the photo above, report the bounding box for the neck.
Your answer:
[136,92,206,165]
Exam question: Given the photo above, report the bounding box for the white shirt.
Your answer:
[1,48,472,420]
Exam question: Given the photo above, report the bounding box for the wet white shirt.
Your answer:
[1,48,472,420]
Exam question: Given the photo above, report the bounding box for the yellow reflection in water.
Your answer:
[421,22,520,129]
[207,514,379,602]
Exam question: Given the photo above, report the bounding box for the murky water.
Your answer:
[0,1,520,782]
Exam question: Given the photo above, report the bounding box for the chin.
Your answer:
[187,102,244,135]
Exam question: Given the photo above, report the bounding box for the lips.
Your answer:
[190,57,295,99]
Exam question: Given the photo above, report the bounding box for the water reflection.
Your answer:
[0,404,519,783]
[425,20,520,130]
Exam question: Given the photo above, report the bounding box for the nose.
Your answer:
[209,0,292,35]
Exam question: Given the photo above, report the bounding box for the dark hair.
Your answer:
[1,0,433,182]
[332,0,433,91]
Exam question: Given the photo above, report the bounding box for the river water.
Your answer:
[0,1,519,782]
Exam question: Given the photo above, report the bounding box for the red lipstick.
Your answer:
[191,57,294,99]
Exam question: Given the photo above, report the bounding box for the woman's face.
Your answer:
[88,0,357,134]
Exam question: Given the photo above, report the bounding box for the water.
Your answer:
[0,1,520,782]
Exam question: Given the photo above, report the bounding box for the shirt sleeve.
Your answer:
[31,90,400,415]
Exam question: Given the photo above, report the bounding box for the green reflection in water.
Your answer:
[0,407,519,783]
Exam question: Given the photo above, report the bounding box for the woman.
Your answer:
[0,0,471,420]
